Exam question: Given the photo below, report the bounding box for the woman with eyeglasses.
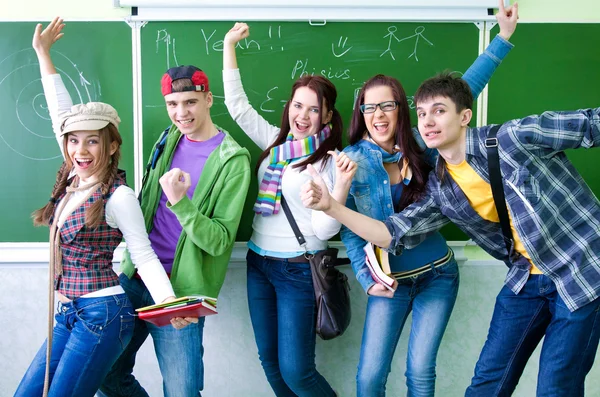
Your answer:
[341,4,519,396]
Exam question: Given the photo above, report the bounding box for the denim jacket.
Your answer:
[342,35,514,293]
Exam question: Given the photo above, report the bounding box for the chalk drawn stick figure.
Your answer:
[380,26,401,60]
[396,26,433,62]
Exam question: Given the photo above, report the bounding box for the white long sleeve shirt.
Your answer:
[43,74,175,303]
[223,68,341,253]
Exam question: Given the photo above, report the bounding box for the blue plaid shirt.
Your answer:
[384,108,600,311]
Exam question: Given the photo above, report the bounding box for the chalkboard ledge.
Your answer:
[0,241,493,269]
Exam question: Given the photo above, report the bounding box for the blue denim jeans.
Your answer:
[98,273,205,397]
[357,258,459,397]
[466,274,600,397]
[15,294,134,397]
[246,249,336,397]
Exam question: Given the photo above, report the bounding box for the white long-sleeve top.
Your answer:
[223,68,341,253]
[42,74,175,304]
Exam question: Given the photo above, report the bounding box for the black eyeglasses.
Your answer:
[359,101,399,114]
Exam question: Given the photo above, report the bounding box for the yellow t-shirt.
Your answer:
[446,160,542,274]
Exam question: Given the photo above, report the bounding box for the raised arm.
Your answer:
[33,18,73,155]
[222,23,281,149]
[410,2,518,161]
[462,1,518,98]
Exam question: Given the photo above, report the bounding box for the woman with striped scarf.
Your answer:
[222,23,354,397]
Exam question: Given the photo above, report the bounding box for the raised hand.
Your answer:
[497,1,518,41]
[301,164,334,212]
[224,22,250,46]
[328,150,357,189]
[159,168,192,206]
[32,17,65,54]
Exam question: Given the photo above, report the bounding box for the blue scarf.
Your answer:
[364,137,411,185]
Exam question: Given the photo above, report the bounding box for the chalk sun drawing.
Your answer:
[0,49,96,160]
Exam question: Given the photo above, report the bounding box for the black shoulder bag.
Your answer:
[280,196,352,340]
[485,124,514,254]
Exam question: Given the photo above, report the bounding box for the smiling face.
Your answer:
[288,86,332,140]
[362,85,398,151]
[164,91,213,141]
[416,95,471,152]
[66,130,117,183]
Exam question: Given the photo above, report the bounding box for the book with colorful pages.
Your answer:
[364,243,395,291]
[135,296,217,312]
[137,299,218,327]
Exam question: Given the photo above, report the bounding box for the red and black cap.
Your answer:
[161,65,209,96]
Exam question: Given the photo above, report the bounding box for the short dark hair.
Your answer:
[414,71,473,112]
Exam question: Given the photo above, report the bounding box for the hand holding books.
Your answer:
[136,296,218,328]
[364,243,398,298]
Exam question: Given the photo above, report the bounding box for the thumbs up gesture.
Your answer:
[301,164,333,212]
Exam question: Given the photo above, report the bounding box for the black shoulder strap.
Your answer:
[281,195,350,266]
[280,196,307,247]
[138,126,170,203]
[485,124,513,254]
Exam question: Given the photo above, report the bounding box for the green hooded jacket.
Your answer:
[120,125,251,298]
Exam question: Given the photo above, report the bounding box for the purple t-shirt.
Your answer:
[148,131,225,273]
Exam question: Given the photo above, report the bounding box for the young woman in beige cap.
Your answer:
[14,18,177,397]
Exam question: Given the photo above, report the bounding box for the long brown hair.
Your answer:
[32,123,123,229]
[348,74,432,211]
[255,75,343,173]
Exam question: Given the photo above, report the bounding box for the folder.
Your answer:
[136,297,217,327]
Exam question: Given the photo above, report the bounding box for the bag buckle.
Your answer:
[301,243,314,260]
[485,138,498,148]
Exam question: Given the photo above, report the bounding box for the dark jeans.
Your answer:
[98,274,205,397]
[466,274,600,397]
[246,249,336,397]
[15,294,134,397]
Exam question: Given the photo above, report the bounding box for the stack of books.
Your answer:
[364,243,396,291]
[136,296,217,327]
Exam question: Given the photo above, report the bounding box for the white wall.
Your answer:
[2,246,599,396]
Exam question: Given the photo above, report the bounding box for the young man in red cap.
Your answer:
[99,65,251,397]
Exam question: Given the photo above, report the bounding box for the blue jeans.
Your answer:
[98,273,206,397]
[246,249,336,397]
[466,274,600,397]
[357,258,459,397]
[15,294,134,397]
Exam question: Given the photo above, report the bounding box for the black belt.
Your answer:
[264,254,310,263]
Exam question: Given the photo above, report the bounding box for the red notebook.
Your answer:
[138,300,218,327]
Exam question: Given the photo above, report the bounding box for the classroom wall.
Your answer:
[3,250,599,397]
[1,1,599,397]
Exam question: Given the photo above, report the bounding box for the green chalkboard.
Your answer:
[0,22,133,242]
[140,21,480,241]
[487,24,600,201]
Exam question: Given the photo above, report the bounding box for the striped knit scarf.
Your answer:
[254,124,332,216]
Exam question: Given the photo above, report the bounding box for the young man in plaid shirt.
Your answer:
[302,72,600,396]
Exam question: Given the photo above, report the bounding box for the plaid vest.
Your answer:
[54,172,126,299]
